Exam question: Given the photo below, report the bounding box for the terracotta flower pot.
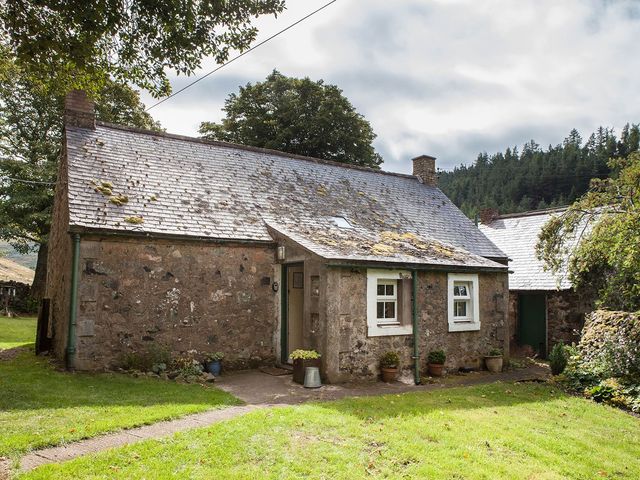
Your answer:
[381,367,398,383]
[428,363,445,377]
[293,358,321,384]
[485,355,503,373]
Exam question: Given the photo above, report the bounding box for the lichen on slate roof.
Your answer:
[64,122,507,269]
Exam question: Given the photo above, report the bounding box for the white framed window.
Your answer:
[447,273,480,332]
[367,269,412,337]
[376,280,398,325]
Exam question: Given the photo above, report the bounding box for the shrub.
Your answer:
[119,343,171,372]
[290,349,321,360]
[549,342,570,375]
[172,354,204,377]
[578,310,640,379]
[380,351,400,369]
[488,348,503,356]
[427,350,446,365]
[561,310,640,412]
[205,352,224,362]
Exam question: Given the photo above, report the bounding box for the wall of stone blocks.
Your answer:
[324,267,509,383]
[69,236,279,370]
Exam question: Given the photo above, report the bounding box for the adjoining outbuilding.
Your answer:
[479,208,594,357]
[0,257,35,316]
[45,91,510,383]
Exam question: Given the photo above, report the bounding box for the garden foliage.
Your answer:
[562,310,640,412]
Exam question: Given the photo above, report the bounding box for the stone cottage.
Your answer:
[0,257,35,316]
[479,209,593,357]
[45,90,510,383]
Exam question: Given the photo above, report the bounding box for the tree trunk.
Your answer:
[30,242,48,300]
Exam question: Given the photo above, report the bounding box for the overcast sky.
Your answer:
[140,0,640,174]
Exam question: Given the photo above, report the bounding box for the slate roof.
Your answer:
[64,122,507,270]
[0,257,35,285]
[479,209,570,290]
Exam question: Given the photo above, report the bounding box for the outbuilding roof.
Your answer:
[0,257,35,285]
[64,122,507,270]
[479,208,570,290]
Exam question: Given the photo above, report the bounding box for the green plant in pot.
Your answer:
[204,352,224,376]
[485,348,503,373]
[290,349,321,384]
[427,350,446,377]
[380,351,400,382]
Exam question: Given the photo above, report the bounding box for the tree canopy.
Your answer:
[0,51,160,296]
[0,0,285,96]
[199,70,383,169]
[536,152,640,311]
[439,125,640,218]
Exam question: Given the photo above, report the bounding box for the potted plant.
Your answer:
[484,348,503,373]
[379,351,400,382]
[427,350,446,377]
[204,352,224,376]
[290,349,321,384]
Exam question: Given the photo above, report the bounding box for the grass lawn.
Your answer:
[21,383,640,480]
[0,316,36,349]
[0,318,240,463]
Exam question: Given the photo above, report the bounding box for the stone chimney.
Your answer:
[479,208,500,225]
[64,89,95,129]
[412,155,437,186]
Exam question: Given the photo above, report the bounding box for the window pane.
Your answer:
[377,302,384,318]
[454,284,468,297]
[386,284,394,296]
[377,284,385,296]
[384,302,396,319]
[454,300,467,317]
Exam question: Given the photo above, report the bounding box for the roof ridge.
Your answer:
[93,121,418,181]
[492,206,568,220]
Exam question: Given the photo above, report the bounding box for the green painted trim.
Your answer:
[280,264,288,364]
[66,233,81,370]
[412,269,421,385]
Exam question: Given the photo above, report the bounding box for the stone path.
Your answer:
[19,405,264,471]
[18,364,549,472]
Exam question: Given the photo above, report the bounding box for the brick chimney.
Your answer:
[412,155,437,186]
[64,90,95,129]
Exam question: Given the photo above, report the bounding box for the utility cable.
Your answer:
[146,0,339,111]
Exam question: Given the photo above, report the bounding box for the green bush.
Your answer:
[427,350,446,365]
[290,349,321,360]
[561,310,640,412]
[119,344,172,372]
[380,351,400,369]
[549,342,570,375]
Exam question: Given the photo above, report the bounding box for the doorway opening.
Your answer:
[281,263,304,364]
[518,293,547,358]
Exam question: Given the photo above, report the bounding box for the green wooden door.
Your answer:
[518,293,547,357]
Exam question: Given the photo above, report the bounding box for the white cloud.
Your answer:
[141,0,640,173]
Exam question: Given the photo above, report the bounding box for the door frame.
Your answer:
[280,262,304,364]
[517,292,548,357]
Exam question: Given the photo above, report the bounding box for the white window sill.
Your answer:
[368,324,413,337]
[448,321,481,332]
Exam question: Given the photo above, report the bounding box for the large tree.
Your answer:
[536,152,640,311]
[0,0,285,96]
[0,52,160,298]
[199,70,383,168]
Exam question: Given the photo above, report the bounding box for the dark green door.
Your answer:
[518,293,547,357]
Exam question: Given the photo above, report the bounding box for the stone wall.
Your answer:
[547,290,592,347]
[508,289,594,356]
[69,236,279,370]
[324,267,509,383]
[46,146,72,361]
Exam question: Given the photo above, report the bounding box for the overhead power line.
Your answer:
[146,0,339,111]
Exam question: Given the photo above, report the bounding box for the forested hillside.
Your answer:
[439,124,639,218]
